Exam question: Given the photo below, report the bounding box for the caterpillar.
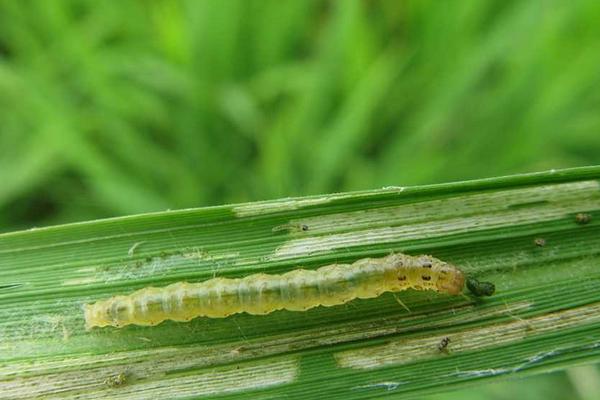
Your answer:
[84,253,466,329]
[272,223,309,233]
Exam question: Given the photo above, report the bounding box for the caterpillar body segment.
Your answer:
[84,253,465,329]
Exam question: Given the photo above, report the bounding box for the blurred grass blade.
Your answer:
[2,166,600,399]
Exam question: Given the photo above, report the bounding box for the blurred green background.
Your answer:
[1,0,599,398]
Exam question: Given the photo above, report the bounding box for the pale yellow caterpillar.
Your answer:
[84,253,465,329]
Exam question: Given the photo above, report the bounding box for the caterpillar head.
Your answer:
[433,262,465,295]
[410,255,465,295]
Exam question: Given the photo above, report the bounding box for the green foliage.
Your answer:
[1,0,600,231]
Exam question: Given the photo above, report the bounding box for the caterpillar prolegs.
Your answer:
[84,253,466,329]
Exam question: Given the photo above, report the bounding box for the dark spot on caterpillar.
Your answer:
[398,275,407,281]
[438,336,450,353]
[421,275,431,281]
[422,262,432,268]
[466,277,495,297]
[533,238,546,247]
[575,213,591,225]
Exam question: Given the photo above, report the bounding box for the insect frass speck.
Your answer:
[84,253,465,329]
